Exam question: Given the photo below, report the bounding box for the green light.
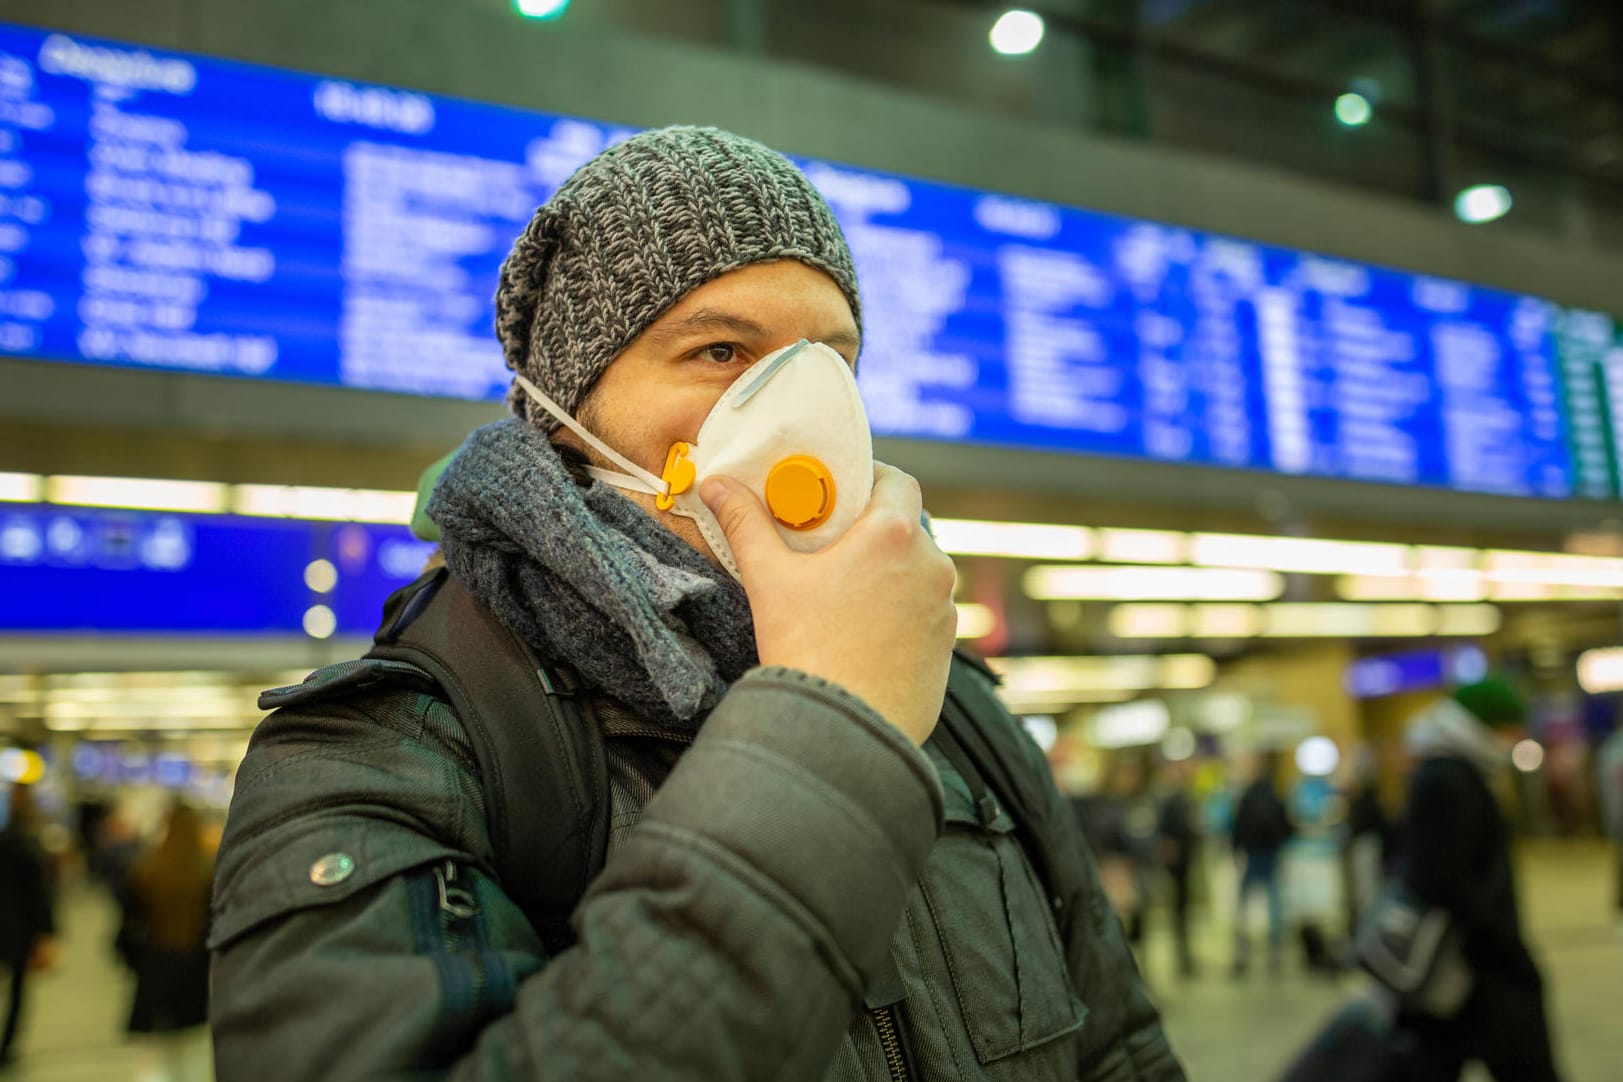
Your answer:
[1335,92,1372,127]
[514,0,570,20]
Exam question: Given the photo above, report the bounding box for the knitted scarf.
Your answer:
[427,419,758,731]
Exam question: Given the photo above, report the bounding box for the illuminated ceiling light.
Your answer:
[1414,546,1477,571]
[1482,549,1623,588]
[1189,604,1264,638]
[303,604,337,640]
[513,0,571,19]
[1295,736,1341,777]
[1161,726,1197,762]
[998,689,1134,712]
[1107,603,1489,639]
[1159,654,1217,688]
[232,484,413,524]
[1089,700,1170,749]
[1260,603,1372,638]
[1096,527,1187,565]
[1511,739,1544,773]
[1021,715,1059,752]
[955,602,996,640]
[0,748,45,784]
[1334,92,1372,127]
[1202,692,1250,733]
[1338,573,1488,603]
[234,484,351,521]
[988,653,1215,694]
[1454,184,1513,224]
[932,518,1094,560]
[1577,646,1623,694]
[304,559,339,594]
[1434,604,1501,637]
[0,472,43,502]
[989,9,1045,55]
[347,489,416,525]
[1024,565,1283,601]
[1109,604,1187,639]
[1189,533,1410,575]
[47,475,227,514]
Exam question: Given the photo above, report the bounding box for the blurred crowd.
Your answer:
[0,784,216,1081]
[1065,681,1623,1081]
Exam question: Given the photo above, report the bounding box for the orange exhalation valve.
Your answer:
[656,442,695,511]
[764,455,836,530]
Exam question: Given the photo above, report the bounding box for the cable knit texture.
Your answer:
[494,126,862,429]
[428,418,758,729]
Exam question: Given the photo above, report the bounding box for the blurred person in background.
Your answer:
[1343,747,1392,933]
[1231,751,1294,977]
[1387,680,1561,1082]
[0,783,57,1070]
[1599,723,1623,919]
[208,127,1185,1081]
[1073,754,1154,950]
[1153,757,1201,979]
[121,800,214,1082]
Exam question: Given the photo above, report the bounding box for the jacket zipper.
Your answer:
[603,724,696,746]
[869,1006,911,1082]
[435,861,487,1007]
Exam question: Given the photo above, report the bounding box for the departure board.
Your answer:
[0,502,430,633]
[0,23,1615,499]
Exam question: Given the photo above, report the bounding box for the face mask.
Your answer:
[516,339,874,581]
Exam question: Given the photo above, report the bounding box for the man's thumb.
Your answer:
[699,477,780,562]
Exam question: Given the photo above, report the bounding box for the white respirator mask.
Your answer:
[516,339,874,581]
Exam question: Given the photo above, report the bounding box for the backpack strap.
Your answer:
[364,568,609,955]
[935,648,1075,940]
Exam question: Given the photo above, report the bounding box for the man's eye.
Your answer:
[697,343,738,365]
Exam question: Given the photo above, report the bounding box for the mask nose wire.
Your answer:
[730,338,811,408]
[513,372,671,498]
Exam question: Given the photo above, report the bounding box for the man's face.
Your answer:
[556,259,861,564]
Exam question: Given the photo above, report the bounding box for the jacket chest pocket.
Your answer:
[918,795,1087,1066]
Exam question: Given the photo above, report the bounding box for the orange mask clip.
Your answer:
[656,442,696,511]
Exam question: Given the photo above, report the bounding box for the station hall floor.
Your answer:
[3,840,1619,1081]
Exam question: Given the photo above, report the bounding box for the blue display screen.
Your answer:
[0,23,1601,498]
[0,504,430,633]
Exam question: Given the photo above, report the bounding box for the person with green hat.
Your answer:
[1382,679,1562,1080]
[208,126,1183,1080]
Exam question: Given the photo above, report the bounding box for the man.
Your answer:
[1598,723,1623,918]
[1388,681,1562,1081]
[209,126,1184,1080]
[1230,751,1292,977]
[0,783,56,1069]
[1153,757,1200,979]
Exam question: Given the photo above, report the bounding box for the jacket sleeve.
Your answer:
[990,694,1187,1082]
[209,667,943,1082]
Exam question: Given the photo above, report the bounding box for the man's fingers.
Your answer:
[867,463,925,523]
[699,476,786,576]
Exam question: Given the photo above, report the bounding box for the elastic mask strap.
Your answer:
[513,373,670,498]
[583,465,663,496]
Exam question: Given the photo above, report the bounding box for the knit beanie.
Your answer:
[494,125,862,428]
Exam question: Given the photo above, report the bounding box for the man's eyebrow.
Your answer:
[644,310,770,345]
[644,308,862,354]
[819,329,862,353]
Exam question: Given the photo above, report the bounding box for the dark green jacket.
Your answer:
[211,649,1183,1080]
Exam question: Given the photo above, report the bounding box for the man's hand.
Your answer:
[701,463,956,746]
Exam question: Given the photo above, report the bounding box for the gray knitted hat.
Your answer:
[495,125,862,428]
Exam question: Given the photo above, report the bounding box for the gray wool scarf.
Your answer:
[427,418,758,731]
